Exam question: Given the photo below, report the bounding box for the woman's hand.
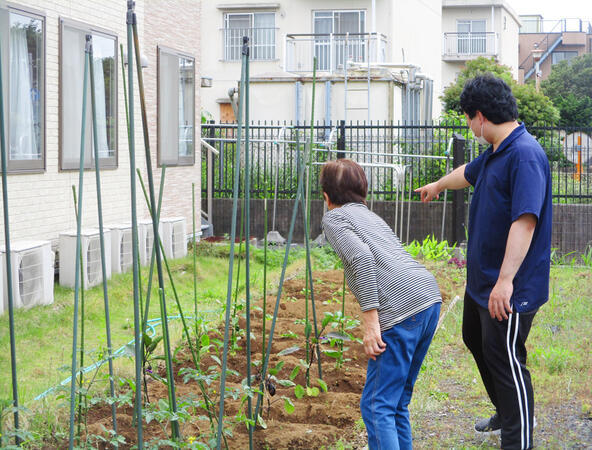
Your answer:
[362,309,386,360]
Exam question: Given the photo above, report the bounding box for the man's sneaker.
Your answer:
[475,413,537,434]
[475,413,501,434]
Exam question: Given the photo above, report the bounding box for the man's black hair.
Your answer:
[460,75,518,124]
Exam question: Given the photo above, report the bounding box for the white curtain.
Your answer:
[62,26,92,168]
[9,26,38,160]
[92,56,109,158]
[178,59,194,158]
[159,51,179,165]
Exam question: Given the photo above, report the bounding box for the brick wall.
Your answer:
[141,0,201,228]
[0,0,201,246]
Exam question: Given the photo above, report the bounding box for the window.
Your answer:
[60,19,117,170]
[457,20,486,54]
[552,51,578,65]
[313,10,366,70]
[224,12,276,61]
[0,6,45,172]
[158,47,195,166]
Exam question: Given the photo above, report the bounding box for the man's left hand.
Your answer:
[489,278,513,321]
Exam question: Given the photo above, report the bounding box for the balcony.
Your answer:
[442,32,498,61]
[284,32,387,73]
[222,27,278,61]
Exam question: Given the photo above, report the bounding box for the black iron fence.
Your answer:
[201,121,592,204]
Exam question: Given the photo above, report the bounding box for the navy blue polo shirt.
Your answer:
[464,123,552,313]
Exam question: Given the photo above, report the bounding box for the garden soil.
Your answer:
[85,269,415,449]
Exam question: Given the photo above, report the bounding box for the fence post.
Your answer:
[337,120,345,159]
[452,133,466,245]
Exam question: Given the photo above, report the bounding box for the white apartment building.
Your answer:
[441,0,520,90]
[0,0,201,246]
[201,0,442,124]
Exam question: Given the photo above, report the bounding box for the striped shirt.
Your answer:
[322,202,442,332]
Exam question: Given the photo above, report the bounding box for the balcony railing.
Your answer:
[222,27,277,61]
[520,18,592,34]
[442,32,498,60]
[284,32,387,73]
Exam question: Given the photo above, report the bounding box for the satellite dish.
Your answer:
[564,132,592,165]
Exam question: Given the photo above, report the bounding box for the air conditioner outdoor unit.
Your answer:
[107,224,133,274]
[138,220,163,266]
[59,229,112,289]
[1,240,54,313]
[161,217,187,259]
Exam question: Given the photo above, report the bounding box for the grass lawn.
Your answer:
[407,264,592,449]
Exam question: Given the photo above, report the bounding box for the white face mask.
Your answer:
[469,118,490,146]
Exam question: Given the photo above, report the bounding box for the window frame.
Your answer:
[312,10,367,35]
[2,3,46,173]
[58,17,118,171]
[551,50,579,65]
[223,12,277,61]
[157,45,196,167]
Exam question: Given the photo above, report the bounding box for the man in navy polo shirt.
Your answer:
[416,75,552,450]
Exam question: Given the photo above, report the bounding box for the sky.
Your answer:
[508,0,592,21]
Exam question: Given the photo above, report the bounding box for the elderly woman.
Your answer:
[320,159,441,450]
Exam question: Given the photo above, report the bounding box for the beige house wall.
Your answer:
[201,0,442,123]
[441,2,520,92]
[0,0,201,246]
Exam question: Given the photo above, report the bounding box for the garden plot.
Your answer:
[82,268,458,448]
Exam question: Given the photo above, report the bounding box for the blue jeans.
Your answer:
[360,302,441,450]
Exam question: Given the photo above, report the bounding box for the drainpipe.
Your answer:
[295,80,303,124]
[325,81,332,139]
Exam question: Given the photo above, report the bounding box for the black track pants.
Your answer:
[462,293,537,450]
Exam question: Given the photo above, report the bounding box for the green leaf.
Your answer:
[325,331,351,341]
[277,379,296,387]
[289,366,300,381]
[294,384,305,399]
[317,378,328,393]
[306,386,320,397]
[304,322,312,338]
[322,350,342,359]
[211,355,222,366]
[278,346,300,356]
[283,397,295,414]
[257,414,267,429]
[200,334,210,347]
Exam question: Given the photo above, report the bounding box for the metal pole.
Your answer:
[125,2,143,447]
[217,35,248,450]
[132,11,179,440]
[88,36,117,437]
[68,35,91,450]
[243,38,254,449]
[0,28,21,448]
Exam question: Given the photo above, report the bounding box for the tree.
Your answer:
[541,54,592,127]
[441,57,559,126]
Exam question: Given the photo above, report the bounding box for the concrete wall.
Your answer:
[208,199,592,255]
[0,0,201,246]
[200,0,442,123]
[209,198,455,244]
